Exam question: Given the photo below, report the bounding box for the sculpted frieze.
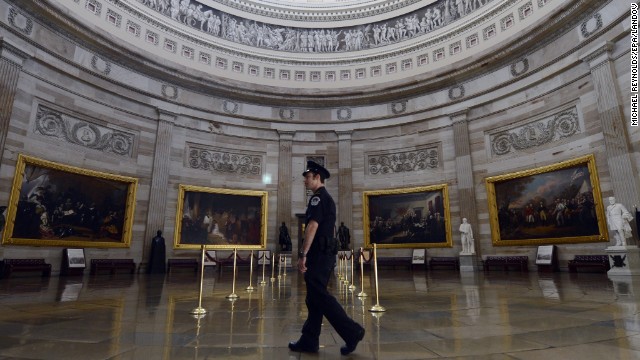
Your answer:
[490,107,581,157]
[367,145,439,175]
[34,105,135,157]
[187,144,263,176]
[136,0,494,54]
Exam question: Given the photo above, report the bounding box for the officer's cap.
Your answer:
[302,160,330,179]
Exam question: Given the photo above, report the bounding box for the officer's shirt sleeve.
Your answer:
[306,194,324,224]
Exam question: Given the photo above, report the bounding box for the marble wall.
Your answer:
[0,0,636,272]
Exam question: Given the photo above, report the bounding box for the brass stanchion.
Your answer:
[357,247,368,298]
[368,244,386,312]
[282,253,288,278]
[246,250,255,292]
[349,249,356,291]
[191,245,207,315]
[277,254,282,280]
[226,248,239,300]
[259,251,267,286]
[270,252,276,282]
[342,252,349,285]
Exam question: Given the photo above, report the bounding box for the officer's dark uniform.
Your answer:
[293,161,364,354]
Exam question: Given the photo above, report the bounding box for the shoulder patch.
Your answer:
[310,197,321,206]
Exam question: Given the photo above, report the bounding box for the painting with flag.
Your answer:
[485,154,608,246]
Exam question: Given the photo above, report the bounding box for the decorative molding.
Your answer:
[518,1,533,20]
[187,143,263,176]
[85,0,103,16]
[279,108,295,121]
[391,101,407,114]
[510,58,529,77]
[337,108,352,121]
[34,105,135,157]
[161,84,178,99]
[0,39,30,65]
[223,100,239,114]
[106,9,122,27]
[448,85,465,100]
[204,0,423,22]
[8,7,34,35]
[580,41,613,70]
[90,55,112,75]
[367,145,439,175]
[580,12,603,38]
[449,109,469,123]
[135,0,496,54]
[126,20,141,37]
[208,121,223,134]
[490,106,581,156]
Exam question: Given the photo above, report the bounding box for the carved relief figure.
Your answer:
[141,0,493,54]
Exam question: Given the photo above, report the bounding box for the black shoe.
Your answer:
[340,326,365,355]
[288,340,319,353]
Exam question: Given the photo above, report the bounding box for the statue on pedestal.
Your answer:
[459,218,475,255]
[606,196,634,247]
[147,230,166,274]
[279,222,292,251]
[337,222,351,250]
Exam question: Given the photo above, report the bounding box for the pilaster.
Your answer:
[581,41,640,245]
[277,131,295,232]
[142,110,176,266]
[337,131,353,232]
[0,38,29,165]
[450,109,481,261]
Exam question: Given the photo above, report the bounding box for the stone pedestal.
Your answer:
[459,253,476,272]
[606,246,640,276]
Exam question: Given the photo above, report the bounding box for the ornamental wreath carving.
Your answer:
[34,105,134,157]
[490,107,581,156]
[187,144,263,176]
[368,145,439,175]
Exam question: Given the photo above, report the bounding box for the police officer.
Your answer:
[288,161,365,355]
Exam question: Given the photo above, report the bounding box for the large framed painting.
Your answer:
[174,185,267,249]
[485,154,608,246]
[363,184,452,249]
[2,154,138,248]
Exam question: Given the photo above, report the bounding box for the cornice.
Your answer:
[2,0,616,109]
[207,0,425,22]
[0,37,30,65]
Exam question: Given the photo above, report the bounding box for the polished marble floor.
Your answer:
[0,266,639,360]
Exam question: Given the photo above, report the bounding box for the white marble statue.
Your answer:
[459,218,475,254]
[606,196,634,247]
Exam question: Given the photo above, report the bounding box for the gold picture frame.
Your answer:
[2,154,138,248]
[485,154,608,246]
[363,184,452,249]
[174,184,267,249]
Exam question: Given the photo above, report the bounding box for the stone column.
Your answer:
[450,110,481,267]
[581,42,640,245]
[337,131,353,230]
[0,38,29,165]
[277,131,294,234]
[141,110,176,267]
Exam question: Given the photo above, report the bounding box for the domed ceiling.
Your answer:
[19,0,594,106]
